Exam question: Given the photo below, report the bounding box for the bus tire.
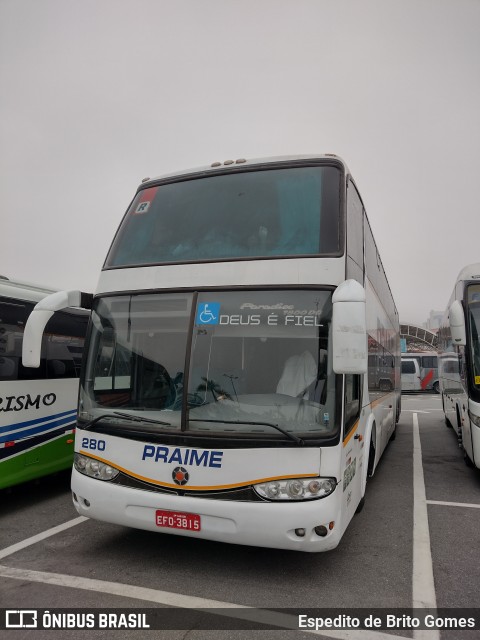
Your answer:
[463,449,474,468]
[456,406,474,466]
[433,381,440,394]
[442,394,453,428]
[356,428,375,515]
[355,496,365,514]
[367,434,376,478]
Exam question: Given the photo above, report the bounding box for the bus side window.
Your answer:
[344,374,361,437]
[0,298,48,380]
[0,355,17,379]
[346,179,364,283]
[45,310,87,379]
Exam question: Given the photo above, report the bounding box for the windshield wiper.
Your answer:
[79,411,172,431]
[188,418,304,445]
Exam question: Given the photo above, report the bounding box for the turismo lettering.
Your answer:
[0,393,56,412]
[142,445,223,468]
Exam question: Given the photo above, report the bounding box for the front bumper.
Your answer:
[71,469,343,552]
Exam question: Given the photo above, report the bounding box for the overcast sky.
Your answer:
[1,0,479,326]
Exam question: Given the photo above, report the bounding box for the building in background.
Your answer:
[400,323,437,353]
[426,310,443,331]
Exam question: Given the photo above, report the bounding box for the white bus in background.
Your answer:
[23,155,400,552]
[401,352,439,393]
[400,357,421,392]
[438,263,480,469]
[0,277,88,489]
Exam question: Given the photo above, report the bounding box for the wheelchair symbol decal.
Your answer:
[196,302,220,325]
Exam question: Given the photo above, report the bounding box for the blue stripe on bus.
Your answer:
[0,409,77,435]
[0,414,77,444]
[0,425,70,461]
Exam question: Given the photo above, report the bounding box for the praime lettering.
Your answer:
[142,445,223,468]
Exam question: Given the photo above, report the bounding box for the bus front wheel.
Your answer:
[355,496,365,514]
[356,432,376,515]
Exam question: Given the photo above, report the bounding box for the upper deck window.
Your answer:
[105,165,342,267]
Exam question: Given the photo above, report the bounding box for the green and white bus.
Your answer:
[23,155,400,551]
[0,277,88,489]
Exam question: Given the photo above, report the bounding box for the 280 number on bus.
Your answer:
[81,438,106,451]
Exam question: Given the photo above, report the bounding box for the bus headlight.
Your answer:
[286,479,305,498]
[468,411,480,428]
[74,453,119,481]
[253,477,336,501]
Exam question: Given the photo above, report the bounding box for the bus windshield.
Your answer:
[79,290,338,440]
[105,165,342,267]
[468,284,480,388]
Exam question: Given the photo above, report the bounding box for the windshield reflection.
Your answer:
[79,290,337,439]
[468,285,480,387]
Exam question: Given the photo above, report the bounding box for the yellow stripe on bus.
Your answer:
[343,394,395,447]
[343,420,359,447]
[79,451,317,491]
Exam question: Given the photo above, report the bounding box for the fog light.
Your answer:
[84,499,90,507]
[314,525,328,537]
[295,528,306,537]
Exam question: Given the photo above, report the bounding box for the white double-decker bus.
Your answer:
[438,263,480,469]
[23,155,400,551]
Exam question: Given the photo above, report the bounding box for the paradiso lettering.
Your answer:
[142,445,223,468]
[0,393,57,412]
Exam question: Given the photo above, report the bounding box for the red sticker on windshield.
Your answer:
[131,186,158,215]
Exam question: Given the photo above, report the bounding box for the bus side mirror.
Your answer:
[449,300,466,346]
[332,280,367,374]
[22,290,92,368]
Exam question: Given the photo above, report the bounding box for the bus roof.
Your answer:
[456,263,480,283]
[0,277,58,304]
[139,154,350,189]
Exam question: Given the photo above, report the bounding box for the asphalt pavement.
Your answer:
[0,394,478,640]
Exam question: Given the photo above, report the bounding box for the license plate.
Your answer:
[155,510,201,531]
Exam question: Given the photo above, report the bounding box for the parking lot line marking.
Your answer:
[0,516,88,560]
[402,410,430,413]
[412,413,439,640]
[0,564,411,640]
[426,500,480,509]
